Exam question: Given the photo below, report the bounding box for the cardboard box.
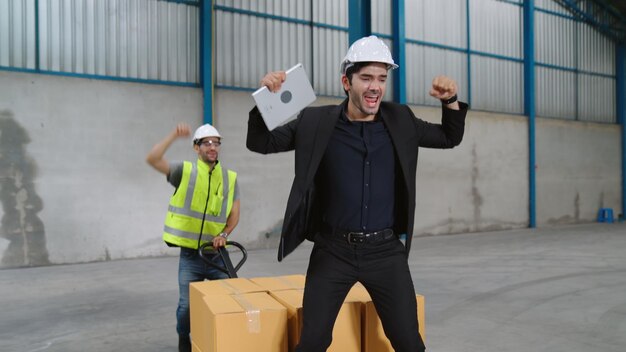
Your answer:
[250,274,306,291]
[347,283,425,352]
[192,341,201,352]
[190,278,268,350]
[269,289,361,352]
[190,278,266,320]
[191,292,288,352]
[190,277,265,300]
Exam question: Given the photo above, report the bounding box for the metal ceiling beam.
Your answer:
[556,0,626,42]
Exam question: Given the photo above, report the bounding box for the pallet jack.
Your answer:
[198,241,247,278]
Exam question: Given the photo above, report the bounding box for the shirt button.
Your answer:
[366,161,370,165]
[364,205,368,209]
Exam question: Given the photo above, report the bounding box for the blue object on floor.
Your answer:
[597,208,614,223]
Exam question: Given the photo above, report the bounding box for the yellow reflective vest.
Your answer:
[163,160,237,249]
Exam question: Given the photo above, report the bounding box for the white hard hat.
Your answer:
[340,35,399,74]
[193,124,221,144]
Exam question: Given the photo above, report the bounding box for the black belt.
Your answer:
[325,228,395,244]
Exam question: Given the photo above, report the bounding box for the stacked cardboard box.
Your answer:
[190,277,266,301]
[250,274,306,291]
[190,278,288,352]
[189,276,426,352]
[269,287,361,352]
[347,282,426,352]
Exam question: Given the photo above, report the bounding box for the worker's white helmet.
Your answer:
[193,124,221,144]
[340,35,399,75]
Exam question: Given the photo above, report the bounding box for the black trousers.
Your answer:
[295,232,425,352]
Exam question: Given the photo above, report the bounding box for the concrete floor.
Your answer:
[1,223,625,352]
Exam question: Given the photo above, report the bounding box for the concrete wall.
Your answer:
[536,118,621,224]
[414,109,530,235]
[0,71,203,267]
[0,71,621,268]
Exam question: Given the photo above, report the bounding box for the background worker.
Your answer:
[246,35,468,352]
[146,123,240,352]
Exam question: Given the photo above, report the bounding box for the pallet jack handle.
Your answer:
[198,241,247,278]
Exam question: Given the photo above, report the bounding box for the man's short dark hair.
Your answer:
[343,62,372,96]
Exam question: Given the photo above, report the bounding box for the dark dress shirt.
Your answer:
[317,111,395,232]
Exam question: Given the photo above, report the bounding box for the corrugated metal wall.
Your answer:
[536,0,569,14]
[473,56,524,114]
[215,0,348,97]
[535,3,616,122]
[536,66,577,119]
[404,0,467,106]
[0,0,36,69]
[406,46,467,107]
[535,10,577,120]
[0,0,199,84]
[371,0,394,101]
[0,0,620,123]
[578,73,615,122]
[407,0,466,48]
[470,0,522,59]
[470,0,523,114]
[313,0,348,97]
[372,0,392,36]
[536,12,576,68]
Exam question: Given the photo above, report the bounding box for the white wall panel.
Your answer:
[406,44,467,106]
[472,56,523,114]
[536,67,576,119]
[406,0,466,48]
[470,0,522,59]
[0,0,36,69]
[313,28,347,97]
[215,0,347,96]
[578,22,614,75]
[216,0,312,22]
[372,0,392,36]
[535,11,575,67]
[37,0,198,83]
[0,0,620,120]
[314,0,348,27]
[578,74,615,123]
[216,11,313,90]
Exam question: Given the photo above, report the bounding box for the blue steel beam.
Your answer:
[466,0,472,106]
[617,44,626,219]
[392,0,406,104]
[200,0,213,124]
[348,0,371,44]
[214,6,348,32]
[524,0,537,228]
[34,0,39,70]
[557,0,626,42]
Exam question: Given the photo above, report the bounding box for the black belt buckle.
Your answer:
[346,232,365,244]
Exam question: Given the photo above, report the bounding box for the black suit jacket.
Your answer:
[247,99,468,261]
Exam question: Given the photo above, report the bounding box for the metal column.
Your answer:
[523,0,537,228]
[348,0,371,45]
[617,44,626,220]
[392,0,406,104]
[200,0,213,125]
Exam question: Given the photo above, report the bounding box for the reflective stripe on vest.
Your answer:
[167,164,230,223]
[162,160,236,249]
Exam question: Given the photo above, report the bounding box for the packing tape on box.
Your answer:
[219,280,243,294]
[232,294,261,333]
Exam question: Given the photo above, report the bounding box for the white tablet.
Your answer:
[252,63,317,131]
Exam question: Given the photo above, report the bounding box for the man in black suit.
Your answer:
[247,35,468,352]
